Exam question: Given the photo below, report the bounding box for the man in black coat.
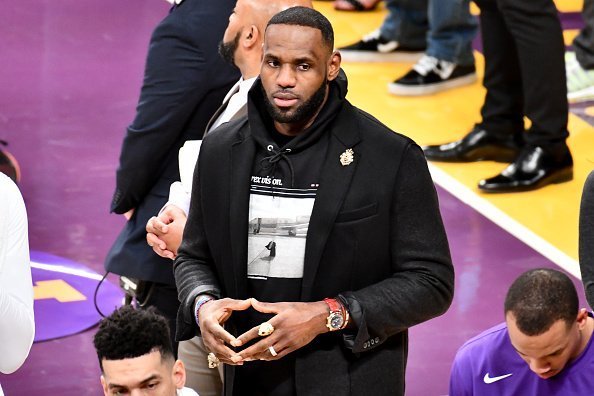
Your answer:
[105,0,240,351]
[580,171,594,309]
[174,7,454,395]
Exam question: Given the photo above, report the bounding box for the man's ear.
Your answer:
[577,308,589,330]
[172,359,186,389]
[327,50,342,81]
[244,25,260,48]
[100,375,109,396]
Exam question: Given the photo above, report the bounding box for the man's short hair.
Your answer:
[266,6,334,52]
[504,268,578,336]
[93,306,174,371]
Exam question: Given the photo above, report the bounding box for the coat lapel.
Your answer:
[205,81,242,133]
[301,107,362,301]
[228,128,255,298]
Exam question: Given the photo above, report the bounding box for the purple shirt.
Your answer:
[449,319,594,396]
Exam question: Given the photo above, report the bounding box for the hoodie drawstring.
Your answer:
[259,148,295,188]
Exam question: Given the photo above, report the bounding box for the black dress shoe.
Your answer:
[423,127,521,162]
[478,145,573,193]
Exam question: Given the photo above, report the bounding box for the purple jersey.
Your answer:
[449,319,594,396]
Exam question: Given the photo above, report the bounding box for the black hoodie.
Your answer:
[235,74,348,395]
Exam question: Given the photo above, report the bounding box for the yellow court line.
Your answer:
[315,0,593,267]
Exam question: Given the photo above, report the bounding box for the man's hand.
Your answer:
[235,299,329,361]
[145,205,187,259]
[199,298,252,365]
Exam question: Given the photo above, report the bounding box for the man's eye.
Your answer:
[146,382,159,389]
[298,64,310,71]
[267,60,279,68]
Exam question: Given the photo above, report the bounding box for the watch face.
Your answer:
[330,313,344,329]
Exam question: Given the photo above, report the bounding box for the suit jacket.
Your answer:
[174,91,455,395]
[105,0,240,284]
[580,170,594,308]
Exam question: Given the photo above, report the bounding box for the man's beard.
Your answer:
[261,79,328,125]
[218,31,240,65]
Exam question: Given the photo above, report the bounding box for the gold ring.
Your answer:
[207,352,220,369]
[268,346,278,356]
[258,322,274,336]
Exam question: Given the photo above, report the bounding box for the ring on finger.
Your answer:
[269,345,278,357]
[207,352,220,368]
[258,322,274,336]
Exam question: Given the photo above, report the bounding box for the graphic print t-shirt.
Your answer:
[247,177,316,300]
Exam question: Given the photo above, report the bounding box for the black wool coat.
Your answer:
[175,87,455,395]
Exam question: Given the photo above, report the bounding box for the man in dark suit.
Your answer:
[174,7,454,395]
[580,171,594,309]
[423,0,572,193]
[105,0,240,352]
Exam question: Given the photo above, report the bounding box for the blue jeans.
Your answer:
[380,0,477,66]
[574,0,594,69]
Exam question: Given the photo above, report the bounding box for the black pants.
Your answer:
[473,0,569,148]
[137,281,181,358]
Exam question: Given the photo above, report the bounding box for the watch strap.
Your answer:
[324,297,342,314]
[324,297,349,331]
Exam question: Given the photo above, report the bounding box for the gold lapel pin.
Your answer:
[340,148,354,166]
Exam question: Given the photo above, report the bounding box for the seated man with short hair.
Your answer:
[450,268,594,395]
[93,306,197,396]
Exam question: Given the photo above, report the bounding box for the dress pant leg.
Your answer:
[495,0,569,147]
[473,0,524,138]
[179,337,224,396]
[138,282,181,357]
[574,0,594,69]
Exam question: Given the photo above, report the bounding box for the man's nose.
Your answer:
[277,65,296,88]
[529,359,551,375]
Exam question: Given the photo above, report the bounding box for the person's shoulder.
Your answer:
[347,104,414,146]
[585,170,594,190]
[203,117,249,145]
[0,173,26,218]
[455,323,509,363]
[0,173,21,198]
[155,0,235,43]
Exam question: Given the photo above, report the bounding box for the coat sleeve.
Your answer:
[339,144,454,353]
[110,2,237,213]
[173,139,222,341]
[580,170,594,309]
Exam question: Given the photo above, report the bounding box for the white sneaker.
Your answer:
[566,52,594,103]
[388,55,477,96]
